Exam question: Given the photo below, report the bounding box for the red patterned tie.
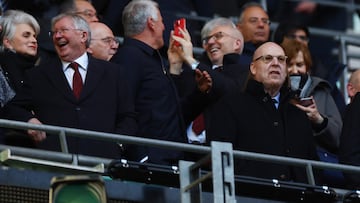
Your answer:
[192,113,205,135]
[70,62,83,99]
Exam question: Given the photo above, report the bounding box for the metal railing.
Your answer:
[0,119,360,186]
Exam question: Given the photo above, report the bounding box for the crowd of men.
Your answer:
[0,0,359,190]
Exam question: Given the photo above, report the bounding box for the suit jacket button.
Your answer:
[76,107,81,111]
[273,121,279,126]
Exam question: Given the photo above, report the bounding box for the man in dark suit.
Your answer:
[169,17,248,145]
[338,70,360,189]
[4,13,137,159]
[110,0,211,165]
[207,42,319,183]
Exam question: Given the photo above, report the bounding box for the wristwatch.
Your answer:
[190,60,200,70]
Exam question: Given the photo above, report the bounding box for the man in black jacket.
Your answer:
[110,0,211,165]
[207,42,319,183]
[4,13,137,159]
[169,17,248,145]
[339,92,360,189]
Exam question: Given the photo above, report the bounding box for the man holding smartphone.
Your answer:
[169,17,248,146]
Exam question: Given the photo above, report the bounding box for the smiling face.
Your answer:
[250,42,287,96]
[287,51,307,75]
[4,23,38,56]
[52,16,88,62]
[202,25,242,66]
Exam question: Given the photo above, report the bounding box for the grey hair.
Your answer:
[51,13,91,47]
[122,0,159,37]
[201,17,244,54]
[201,17,238,40]
[0,10,41,51]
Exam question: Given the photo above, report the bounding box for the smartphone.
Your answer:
[173,18,186,46]
[299,97,314,107]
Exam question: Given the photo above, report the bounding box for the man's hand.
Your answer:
[168,30,184,75]
[27,118,46,143]
[294,97,324,124]
[195,69,212,93]
[169,27,197,66]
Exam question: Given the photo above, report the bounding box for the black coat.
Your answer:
[111,38,207,165]
[207,79,319,183]
[339,92,360,189]
[0,50,38,147]
[173,53,249,130]
[4,55,137,159]
[0,50,37,93]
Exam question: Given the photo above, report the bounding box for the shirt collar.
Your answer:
[62,52,89,71]
[272,92,280,103]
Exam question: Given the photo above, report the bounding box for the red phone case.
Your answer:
[173,18,185,46]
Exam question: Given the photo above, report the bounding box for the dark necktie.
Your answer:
[192,113,205,135]
[214,66,223,72]
[272,98,278,109]
[70,62,83,99]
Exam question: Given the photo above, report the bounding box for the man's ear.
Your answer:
[147,17,155,31]
[250,62,256,76]
[234,38,242,52]
[347,83,355,98]
[87,47,93,54]
[81,31,88,43]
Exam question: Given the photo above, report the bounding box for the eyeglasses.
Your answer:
[75,10,100,19]
[254,55,288,64]
[286,34,309,42]
[91,37,120,45]
[202,31,238,45]
[49,28,83,37]
[247,17,271,25]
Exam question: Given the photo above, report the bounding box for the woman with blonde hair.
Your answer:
[0,10,40,147]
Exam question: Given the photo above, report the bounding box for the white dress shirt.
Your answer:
[62,52,88,89]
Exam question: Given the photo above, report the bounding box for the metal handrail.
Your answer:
[1,118,360,187]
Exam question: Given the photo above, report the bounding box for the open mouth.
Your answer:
[269,69,281,77]
[57,40,68,48]
[210,47,219,54]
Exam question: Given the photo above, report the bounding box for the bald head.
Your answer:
[251,42,287,97]
[88,22,119,61]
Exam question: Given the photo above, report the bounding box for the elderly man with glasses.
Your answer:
[4,13,137,159]
[169,17,249,147]
[206,42,320,184]
[88,22,120,61]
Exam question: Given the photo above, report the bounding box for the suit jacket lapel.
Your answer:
[44,58,75,101]
[80,56,105,101]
